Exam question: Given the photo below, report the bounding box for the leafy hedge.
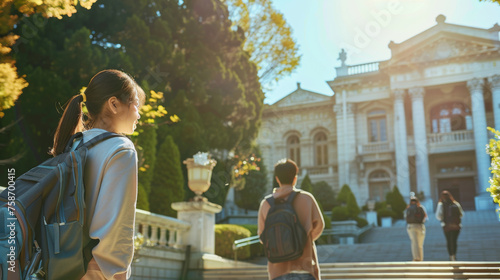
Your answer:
[215,224,251,260]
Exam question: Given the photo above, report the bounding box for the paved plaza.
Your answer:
[316,210,500,263]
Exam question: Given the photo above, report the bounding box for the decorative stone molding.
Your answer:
[333,103,356,116]
[409,87,425,99]
[466,78,484,93]
[392,89,406,100]
[489,75,500,91]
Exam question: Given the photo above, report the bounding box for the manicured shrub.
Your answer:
[331,206,350,221]
[346,192,361,218]
[300,174,313,193]
[354,217,368,228]
[312,181,337,211]
[386,185,406,219]
[337,184,352,205]
[215,224,251,260]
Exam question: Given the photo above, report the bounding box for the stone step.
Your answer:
[203,262,500,280]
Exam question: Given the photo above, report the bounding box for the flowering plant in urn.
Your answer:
[184,152,217,201]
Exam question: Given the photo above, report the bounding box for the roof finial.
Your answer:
[436,14,446,24]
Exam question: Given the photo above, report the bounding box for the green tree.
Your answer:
[134,125,158,210]
[224,0,300,87]
[1,0,264,210]
[337,184,352,205]
[389,185,407,219]
[0,0,99,117]
[346,192,360,218]
[312,181,337,211]
[300,174,313,193]
[149,135,184,217]
[235,147,268,211]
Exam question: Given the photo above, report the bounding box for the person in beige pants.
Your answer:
[405,195,428,261]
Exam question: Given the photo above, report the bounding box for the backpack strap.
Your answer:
[63,132,125,153]
[80,132,125,150]
[265,190,301,208]
[63,132,84,153]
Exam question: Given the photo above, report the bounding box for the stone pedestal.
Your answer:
[171,201,222,254]
[475,193,496,210]
[366,211,378,226]
[381,217,392,227]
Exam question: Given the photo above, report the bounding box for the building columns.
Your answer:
[467,78,494,210]
[490,75,500,132]
[409,87,433,210]
[334,100,357,188]
[392,89,411,199]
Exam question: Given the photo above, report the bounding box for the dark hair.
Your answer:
[274,159,298,185]
[51,70,145,156]
[440,190,456,203]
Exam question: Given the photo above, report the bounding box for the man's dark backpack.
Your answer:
[260,190,308,263]
[0,132,123,280]
[406,204,424,224]
[443,202,461,232]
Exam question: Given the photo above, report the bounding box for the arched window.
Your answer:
[430,102,472,133]
[287,135,301,166]
[368,170,391,201]
[368,109,387,142]
[314,132,328,166]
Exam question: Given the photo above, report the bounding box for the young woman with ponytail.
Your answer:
[51,69,144,279]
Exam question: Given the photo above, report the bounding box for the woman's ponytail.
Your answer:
[50,94,85,156]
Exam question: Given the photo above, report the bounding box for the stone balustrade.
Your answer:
[427,130,474,144]
[135,209,191,249]
[358,141,393,154]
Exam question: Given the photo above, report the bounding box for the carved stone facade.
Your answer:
[256,15,500,211]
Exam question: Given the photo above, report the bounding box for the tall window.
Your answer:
[287,135,301,166]
[368,170,391,201]
[368,109,387,142]
[314,132,328,166]
[431,102,471,133]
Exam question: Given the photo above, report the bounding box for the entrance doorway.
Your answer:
[437,177,476,210]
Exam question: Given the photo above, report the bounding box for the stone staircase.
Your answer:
[204,261,500,279]
[204,210,500,279]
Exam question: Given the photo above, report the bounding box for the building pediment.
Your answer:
[385,15,500,68]
[386,34,499,68]
[273,86,331,108]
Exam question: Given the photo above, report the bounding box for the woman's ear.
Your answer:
[107,97,119,114]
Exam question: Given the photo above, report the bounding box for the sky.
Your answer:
[264,0,500,104]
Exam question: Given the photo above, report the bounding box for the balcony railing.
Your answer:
[427,130,474,144]
[301,165,337,175]
[336,62,380,77]
[135,209,191,249]
[358,141,393,154]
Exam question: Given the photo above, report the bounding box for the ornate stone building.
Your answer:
[256,15,500,212]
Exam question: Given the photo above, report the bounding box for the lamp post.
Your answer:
[184,152,217,202]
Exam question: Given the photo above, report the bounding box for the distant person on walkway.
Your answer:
[405,193,427,261]
[258,159,325,280]
[435,190,464,261]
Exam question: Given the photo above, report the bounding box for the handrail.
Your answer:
[233,235,261,262]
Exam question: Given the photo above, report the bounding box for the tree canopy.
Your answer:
[0,0,98,117]
[224,0,300,87]
[0,0,265,209]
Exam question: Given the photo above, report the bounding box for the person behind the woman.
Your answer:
[50,69,144,279]
[405,194,427,261]
[435,190,464,261]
